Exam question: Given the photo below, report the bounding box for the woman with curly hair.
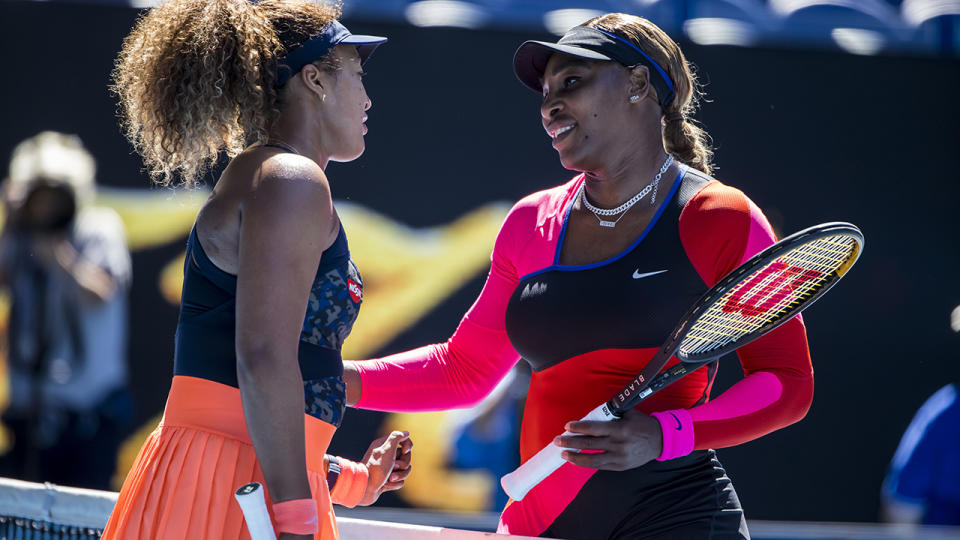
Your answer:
[345,13,813,539]
[104,1,410,539]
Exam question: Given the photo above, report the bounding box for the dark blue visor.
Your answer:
[277,20,387,87]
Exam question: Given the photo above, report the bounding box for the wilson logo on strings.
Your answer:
[722,261,824,318]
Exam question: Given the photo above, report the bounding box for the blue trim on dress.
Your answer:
[552,176,583,266]
[521,165,687,281]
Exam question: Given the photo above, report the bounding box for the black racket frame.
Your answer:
[605,222,863,416]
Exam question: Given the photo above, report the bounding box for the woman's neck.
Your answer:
[267,111,330,169]
[582,138,670,209]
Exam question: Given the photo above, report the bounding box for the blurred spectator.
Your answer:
[382,365,526,512]
[450,365,525,511]
[882,381,960,525]
[0,131,132,490]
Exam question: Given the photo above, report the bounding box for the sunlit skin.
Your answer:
[542,54,681,269]
[540,51,680,471]
[270,44,373,167]
[540,54,669,211]
[186,45,409,540]
[193,44,373,274]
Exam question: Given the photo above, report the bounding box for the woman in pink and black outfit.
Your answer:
[347,13,813,539]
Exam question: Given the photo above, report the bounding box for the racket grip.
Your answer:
[235,482,278,540]
[500,403,616,501]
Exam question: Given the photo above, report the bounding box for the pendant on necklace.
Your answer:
[599,220,617,228]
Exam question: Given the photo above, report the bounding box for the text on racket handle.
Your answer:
[612,364,690,410]
[611,374,647,408]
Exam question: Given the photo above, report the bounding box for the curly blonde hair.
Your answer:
[112,0,342,187]
[583,14,714,175]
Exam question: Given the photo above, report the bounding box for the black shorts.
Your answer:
[543,450,749,540]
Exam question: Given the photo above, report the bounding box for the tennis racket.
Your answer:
[236,482,277,540]
[501,222,863,501]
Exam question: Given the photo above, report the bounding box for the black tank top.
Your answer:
[173,221,362,426]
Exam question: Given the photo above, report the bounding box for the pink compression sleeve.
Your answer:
[677,184,813,455]
[354,216,521,412]
[687,199,810,429]
[689,371,783,423]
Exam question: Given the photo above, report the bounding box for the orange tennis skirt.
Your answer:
[103,375,339,540]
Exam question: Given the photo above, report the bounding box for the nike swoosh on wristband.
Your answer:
[669,412,682,431]
[632,269,668,279]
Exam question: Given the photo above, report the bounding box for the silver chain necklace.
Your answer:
[580,155,674,228]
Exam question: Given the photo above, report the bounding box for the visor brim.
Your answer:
[513,40,613,93]
[341,35,388,65]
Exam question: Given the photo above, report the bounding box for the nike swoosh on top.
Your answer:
[632,269,668,280]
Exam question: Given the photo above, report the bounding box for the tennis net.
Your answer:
[0,477,548,540]
[0,477,113,539]
[5,477,960,540]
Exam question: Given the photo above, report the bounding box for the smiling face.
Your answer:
[540,53,639,174]
[314,45,371,162]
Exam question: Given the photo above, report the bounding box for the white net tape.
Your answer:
[0,478,548,539]
[5,477,959,540]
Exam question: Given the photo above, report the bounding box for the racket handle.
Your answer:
[500,403,616,501]
[235,482,278,540]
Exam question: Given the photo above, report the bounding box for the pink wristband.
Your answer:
[650,409,695,461]
[273,498,319,535]
[330,458,369,508]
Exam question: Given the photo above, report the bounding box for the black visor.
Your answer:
[513,26,675,111]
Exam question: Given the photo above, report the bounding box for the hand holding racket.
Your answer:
[501,222,863,501]
[235,483,277,540]
[235,483,314,540]
[236,432,413,540]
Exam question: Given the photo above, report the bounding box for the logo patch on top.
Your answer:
[520,282,548,300]
[632,269,668,280]
[347,279,363,303]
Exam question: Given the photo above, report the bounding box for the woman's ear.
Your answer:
[628,65,652,103]
[299,63,327,101]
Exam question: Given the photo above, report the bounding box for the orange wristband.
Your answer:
[273,498,319,535]
[329,458,369,508]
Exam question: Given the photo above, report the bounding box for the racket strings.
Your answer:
[679,234,858,357]
[686,239,842,340]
